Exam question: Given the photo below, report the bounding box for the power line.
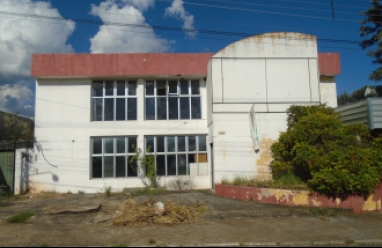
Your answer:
[0,10,363,45]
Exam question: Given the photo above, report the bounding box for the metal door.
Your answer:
[0,151,15,194]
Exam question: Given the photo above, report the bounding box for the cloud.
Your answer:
[0,0,75,78]
[90,0,170,53]
[165,0,196,38]
[0,0,75,118]
[0,80,35,117]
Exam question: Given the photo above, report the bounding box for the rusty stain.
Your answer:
[362,195,377,211]
[256,138,275,166]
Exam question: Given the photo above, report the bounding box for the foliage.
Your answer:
[337,85,382,106]
[129,146,157,188]
[0,112,33,141]
[271,105,382,195]
[220,175,308,190]
[6,211,34,223]
[104,186,112,197]
[131,188,167,196]
[360,0,382,81]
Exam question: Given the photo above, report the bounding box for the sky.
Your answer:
[0,0,377,118]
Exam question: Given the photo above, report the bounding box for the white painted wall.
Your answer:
[320,82,338,108]
[210,33,331,183]
[33,78,209,193]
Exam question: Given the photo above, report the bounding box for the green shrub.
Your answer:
[6,212,34,223]
[104,186,112,197]
[271,105,381,195]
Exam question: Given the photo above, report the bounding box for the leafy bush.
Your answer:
[271,105,381,195]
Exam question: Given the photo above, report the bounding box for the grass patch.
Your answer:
[112,243,126,247]
[221,174,308,190]
[40,244,49,247]
[309,207,345,219]
[131,188,167,196]
[345,239,355,245]
[78,190,85,194]
[6,211,34,223]
[148,238,156,245]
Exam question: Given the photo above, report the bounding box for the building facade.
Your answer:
[30,32,340,193]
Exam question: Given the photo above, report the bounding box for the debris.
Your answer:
[112,198,205,226]
[43,204,102,215]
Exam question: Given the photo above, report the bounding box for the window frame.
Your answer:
[92,80,138,121]
[144,79,201,121]
[145,135,207,176]
[91,136,138,179]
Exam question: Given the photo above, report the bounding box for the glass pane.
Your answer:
[146,136,154,152]
[198,153,208,162]
[128,81,137,96]
[105,81,114,96]
[145,98,155,120]
[167,155,176,176]
[169,98,178,120]
[177,154,187,175]
[93,81,103,97]
[92,99,103,121]
[146,81,154,95]
[104,98,114,121]
[128,98,137,120]
[116,137,125,153]
[156,155,166,176]
[188,154,197,164]
[157,98,167,120]
[180,79,188,95]
[191,80,200,95]
[157,80,166,96]
[103,156,114,178]
[157,136,165,152]
[188,136,196,151]
[169,80,177,94]
[198,136,207,151]
[93,138,102,154]
[116,156,126,177]
[128,137,137,153]
[116,98,125,121]
[117,81,125,96]
[104,138,114,154]
[180,97,190,119]
[178,136,185,152]
[167,136,175,152]
[128,157,138,177]
[92,157,102,178]
[191,97,201,119]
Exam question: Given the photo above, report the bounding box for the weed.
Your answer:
[41,244,49,247]
[156,243,168,247]
[66,190,72,194]
[249,196,254,202]
[175,179,183,191]
[239,242,245,247]
[6,212,34,223]
[112,243,126,247]
[131,188,167,196]
[197,206,206,212]
[104,186,112,197]
[148,238,156,244]
[345,239,355,245]
[221,175,308,190]
[78,190,85,194]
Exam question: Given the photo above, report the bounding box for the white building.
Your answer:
[30,32,340,193]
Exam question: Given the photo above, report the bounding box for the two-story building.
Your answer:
[30,32,340,193]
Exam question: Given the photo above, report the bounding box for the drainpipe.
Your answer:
[250,104,260,153]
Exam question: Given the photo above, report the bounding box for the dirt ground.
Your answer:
[1,191,382,247]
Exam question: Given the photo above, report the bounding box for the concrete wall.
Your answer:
[319,76,338,108]
[33,78,210,193]
[210,33,329,183]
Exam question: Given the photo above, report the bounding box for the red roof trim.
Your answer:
[31,52,340,78]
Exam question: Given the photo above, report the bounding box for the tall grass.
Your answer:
[221,174,308,190]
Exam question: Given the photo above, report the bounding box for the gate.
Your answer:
[0,151,15,194]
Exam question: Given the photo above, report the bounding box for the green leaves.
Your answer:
[271,105,382,196]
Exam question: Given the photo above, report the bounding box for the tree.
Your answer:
[271,105,382,195]
[0,112,33,142]
[360,0,382,81]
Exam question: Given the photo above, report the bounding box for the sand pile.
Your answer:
[112,198,205,226]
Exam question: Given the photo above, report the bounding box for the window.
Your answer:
[145,135,207,176]
[91,137,138,178]
[92,80,137,121]
[145,79,201,120]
